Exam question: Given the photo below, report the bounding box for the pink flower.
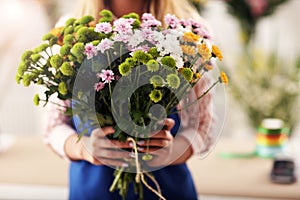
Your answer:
[128,45,150,54]
[96,38,114,53]
[141,13,161,28]
[94,82,105,91]
[142,13,156,21]
[113,33,132,43]
[95,22,112,34]
[113,18,135,33]
[164,14,179,29]
[246,0,268,18]
[141,28,156,43]
[84,43,98,59]
[179,19,191,28]
[97,69,115,83]
[194,28,212,39]
[188,18,202,28]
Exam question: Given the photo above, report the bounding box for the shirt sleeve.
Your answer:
[44,97,77,158]
[178,77,215,157]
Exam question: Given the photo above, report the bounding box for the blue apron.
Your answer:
[70,112,198,200]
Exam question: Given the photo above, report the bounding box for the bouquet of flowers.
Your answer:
[16,10,226,200]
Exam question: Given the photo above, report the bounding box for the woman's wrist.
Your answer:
[170,136,193,165]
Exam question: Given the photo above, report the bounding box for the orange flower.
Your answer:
[183,32,200,42]
[181,45,196,56]
[197,44,211,61]
[212,45,223,61]
[219,71,229,84]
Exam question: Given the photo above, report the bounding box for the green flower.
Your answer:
[60,62,74,76]
[119,62,132,76]
[63,34,74,45]
[15,74,21,84]
[50,54,63,69]
[49,37,58,46]
[161,56,176,69]
[125,58,137,67]
[31,54,41,63]
[60,44,72,56]
[64,26,74,34]
[149,89,163,103]
[132,50,152,64]
[65,18,76,26]
[166,74,180,89]
[42,33,55,41]
[33,94,40,106]
[17,62,27,76]
[21,50,33,61]
[150,75,164,88]
[36,43,49,53]
[79,15,94,25]
[58,82,67,95]
[99,10,113,22]
[74,25,84,32]
[22,74,32,87]
[147,59,159,72]
[181,68,194,82]
[71,43,85,62]
[148,47,159,58]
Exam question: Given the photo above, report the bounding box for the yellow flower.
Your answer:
[212,45,223,61]
[219,71,228,84]
[183,32,200,43]
[181,45,196,56]
[197,44,211,61]
[195,73,201,79]
[149,89,163,103]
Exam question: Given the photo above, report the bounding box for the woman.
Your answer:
[45,0,214,199]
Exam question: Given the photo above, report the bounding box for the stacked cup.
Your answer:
[255,118,290,158]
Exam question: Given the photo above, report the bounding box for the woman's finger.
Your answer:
[91,127,115,138]
[137,138,171,148]
[92,148,133,160]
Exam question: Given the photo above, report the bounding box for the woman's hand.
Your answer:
[136,118,194,167]
[137,118,175,167]
[85,127,135,167]
[65,127,133,167]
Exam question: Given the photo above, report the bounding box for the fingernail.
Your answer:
[129,142,133,147]
[122,163,129,168]
[137,140,145,145]
[138,147,144,151]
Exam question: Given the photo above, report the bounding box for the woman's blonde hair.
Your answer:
[74,0,211,32]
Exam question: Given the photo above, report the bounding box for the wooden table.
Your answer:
[0,135,299,199]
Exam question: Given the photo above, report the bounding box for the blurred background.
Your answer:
[0,0,299,199]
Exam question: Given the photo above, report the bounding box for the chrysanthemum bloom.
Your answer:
[181,68,194,82]
[149,89,163,103]
[197,44,211,61]
[150,75,164,88]
[94,82,105,92]
[212,45,223,61]
[181,45,196,56]
[183,32,200,43]
[94,22,112,34]
[84,43,98,59]
[164,14,179,29]
[147,60,159,72]
[166,74,180,89]
[97,69,115,83]
[96,38,114,53]
[119,63,132,76]
[219,71,229,84]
